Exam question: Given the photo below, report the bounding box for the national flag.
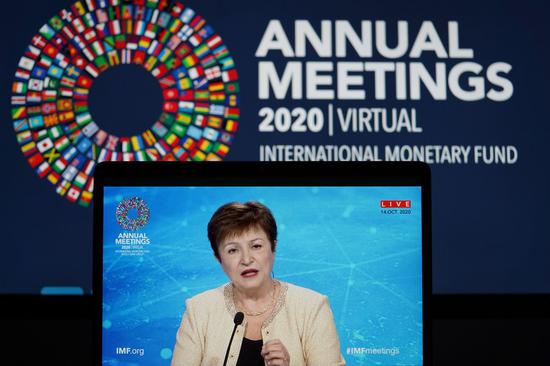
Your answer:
[159,75,176,88]
[73,172,88,188]
[12,82,27,94]
[186,125,202,140]
[152,64,168,78]
[44,148,61,163]
[11,107,26,120]
[28,79,44,91]
[26,105,42,116]
[107,50,119,65]
[80,160,94,177]
[201,54,216,68]
[54,136,70,151]
[164,132,179,147]
[222,69,238,82]
[55,179,71,196]
[131,136,144,151]
[32,129,48,141]
[16,130,32,144]
[83,12,97,27]
[58,111,75,123]
[194,103,209,114]
[21,141,37,156]
[76,112,92,126]
[85,64,99,78]
[162,88,178,100]
[191,90,206,101]
[36,161,53,178]
[205,66,221,80]
[32,35,47,49]
[57,99,73,111]
[219,132,233,144]
[151,121,168,138]
[209,104,225,116]
[108,20,121,35]
[13,119,29,132]
[77,75,92,88]
[96,9,108,23]
[106,135,118,150]
[11,95,26,105]
[170,122,186,137]
[136,131,154,148]
[66,186,81,202]
[30,66,46,79]
[203,127,219,141]
[47,171,60,185]
[144,23,157,39]
[15,69,31,80]
[146,148,160,160]
[192,114,206,127]
[26,91,42,104]
[93,130,107,146]
[213,45,229,60]
[52,157,68,173]
[122,152,135,161]
[225,120,238,133]
[194,44,209,59]
[82,121,98,136]
[163,101,178,113]
[62,146,78,163]
[177,77,192,90]
[198,138,212,153]
[98,148,110,162]
[72,18,85,33]
[39,24,55,39]
[207,116,222,128]
[61,25,75,40]
[59,87,73,98]
[41,103,57,115]
[220,57,236,70]
[44,114,59,127]
[191,149,206,161]
[178,101,194,114]
[48,126,63,139]
[18,56,35,71]
[210,92,225,103]
[225,82,239,94]
[175,43,191,58]
[77,137,92,153]
[47,65,63,79]
[213,142,229,157]
[37,138,54,153]
[27,153,44,168]
[78,191,93,207]
[74,101,88,113]
[182,54,198,68]
[134,20,146,35]
[176,112,192,125]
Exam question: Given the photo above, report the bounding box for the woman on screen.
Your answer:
[171,201,345,366]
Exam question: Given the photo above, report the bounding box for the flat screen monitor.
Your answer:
[93,162,431,366]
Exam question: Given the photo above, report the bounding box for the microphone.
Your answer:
[223,312,244,366]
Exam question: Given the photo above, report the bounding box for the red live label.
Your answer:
[380,200,411,208]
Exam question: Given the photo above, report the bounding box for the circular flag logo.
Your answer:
[116,197,150,231]
[11,1,240,207]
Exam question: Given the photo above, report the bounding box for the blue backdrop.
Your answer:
[0,0,548,294]
[102,186,423,365]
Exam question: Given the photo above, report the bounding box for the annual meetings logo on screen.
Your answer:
[116,196,150,231]
[10,0,240,206]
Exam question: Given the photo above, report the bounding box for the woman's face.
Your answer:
[218,226,274,293]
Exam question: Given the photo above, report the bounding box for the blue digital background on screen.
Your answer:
[103,186,422,365]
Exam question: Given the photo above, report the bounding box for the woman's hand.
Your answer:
[261,339,290,366]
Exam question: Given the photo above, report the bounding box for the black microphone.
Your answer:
[222,312,244,366]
